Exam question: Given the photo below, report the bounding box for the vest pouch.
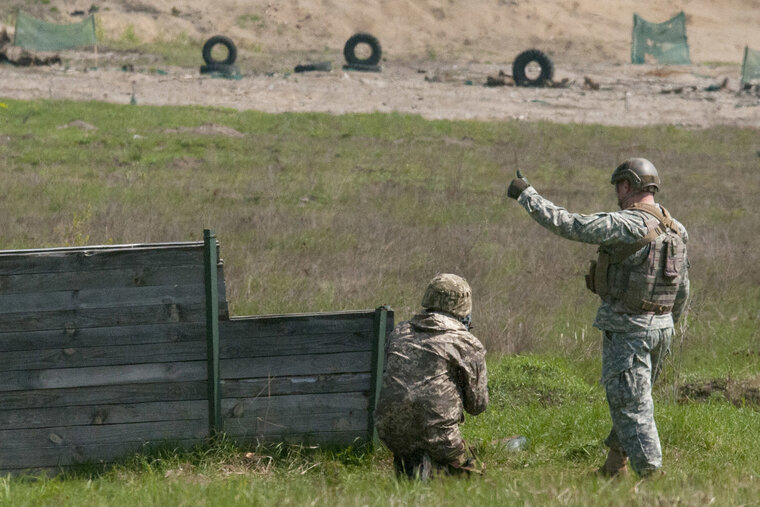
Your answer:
[663,236,684,278]
[585,260,597,292]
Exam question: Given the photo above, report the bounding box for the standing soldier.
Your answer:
[507,158,690,477]
[374,273,489,479]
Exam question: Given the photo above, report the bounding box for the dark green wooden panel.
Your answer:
[221,351,371,380]
[0,244,205,276]
[2,341,206,372]
[219,327,372,359]
[221,373,370,399]
[0,381,207,410]
[0,323,207,353]
[224,312,375,338]
[0,361,207,392]
[0,400,207,430]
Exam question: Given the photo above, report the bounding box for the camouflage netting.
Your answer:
[632,12,690,65]
[741,46,760,85]
[14,12,96,52]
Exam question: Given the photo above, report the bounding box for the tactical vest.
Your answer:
[585,203,686,314]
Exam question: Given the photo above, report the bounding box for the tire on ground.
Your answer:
[202,35,238,66]
[512,49,554,87]
[343,33,382,66]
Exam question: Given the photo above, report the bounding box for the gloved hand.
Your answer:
[507,170,531,199]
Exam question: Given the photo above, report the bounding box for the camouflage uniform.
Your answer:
[516,187,690,475]
[374,275,488,477]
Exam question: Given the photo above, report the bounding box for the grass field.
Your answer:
[1,98,759,505]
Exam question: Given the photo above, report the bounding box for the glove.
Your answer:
[507,170,530,199]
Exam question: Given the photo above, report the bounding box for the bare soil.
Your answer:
[1,0,759,128]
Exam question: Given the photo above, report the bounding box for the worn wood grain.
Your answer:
[0,323,207,353]
[225,312,375,338]
[0,361,207,392]
[229,429,368,447]
[0,245,206,276]
[221,373,370,398]
[224,411,367,438]
[2,340,207,372]
[0,302,207,333]
[0,264,210,295]
[219,327,372,359]
[0,381,208,410]
[0,400,207,430]
[221,351,371,380]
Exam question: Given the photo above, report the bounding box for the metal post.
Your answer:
[368,305,392,445]
[203,229,221,435]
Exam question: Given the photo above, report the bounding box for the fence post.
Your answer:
[368,305,392,445]
[204,229,222,435]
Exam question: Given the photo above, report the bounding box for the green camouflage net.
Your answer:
[632,12,690,65]
[741,47,760,85]
[14,12,96,52]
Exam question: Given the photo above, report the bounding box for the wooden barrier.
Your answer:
[0,232,392,473]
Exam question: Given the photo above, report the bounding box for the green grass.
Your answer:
[0,98,759,504]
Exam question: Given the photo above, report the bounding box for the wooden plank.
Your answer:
[221,351,371,380]
[222,392,368,417]
[0,419,209,450]
[2,340,207,372]
[219,328,373,359]
[0,245,205,276]
[0,381,207,410]
[0,264,206,295]
[0,284,208,315]
[0,302,207,333]
[0,421,208,469]
[225,311,375,338]
[0,323,207,353]
[229,430,368,448]
[224,411,367,438]
[0,361,207,392]
[0,400,207,430]
[222,373,370,399]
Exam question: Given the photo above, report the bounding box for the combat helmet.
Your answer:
[610,158,660,193]
[421,273,472,319]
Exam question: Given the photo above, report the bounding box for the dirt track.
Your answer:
[1,58,758,128]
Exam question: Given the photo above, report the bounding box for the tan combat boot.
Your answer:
[599,447,628,477]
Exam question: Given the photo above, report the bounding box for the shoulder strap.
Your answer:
[628,203,680,235]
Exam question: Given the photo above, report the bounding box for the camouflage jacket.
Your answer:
[374,311,488,457]
[518,187,690,332]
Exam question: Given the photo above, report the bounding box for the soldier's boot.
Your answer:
[599,446,628,477]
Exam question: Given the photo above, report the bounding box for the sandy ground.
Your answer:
[1,58,758,128]
[1,1,759,128]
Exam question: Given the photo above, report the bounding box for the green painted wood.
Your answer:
[0,361,208,392]
[219,327,372,359]
[224,411,367,439]
[228,429,368,448]
[224,311,375,337]
[0,284,207,316]
[222,373,370,399]
[204,229,221,434]
[0,302,208,333]
[1,341,207,372]
[0,381,208,410]
[221,351,371,380]
[0,323,207,353]
[0,421,208,469]
[0,264,207,295]
[367,306,392,444]
[0,400,208,430]
[0,244,205,276]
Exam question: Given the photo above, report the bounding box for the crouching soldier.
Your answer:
[374,273,488,479]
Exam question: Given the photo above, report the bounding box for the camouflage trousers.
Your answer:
[393,440,484,480]
[601,327,673,476]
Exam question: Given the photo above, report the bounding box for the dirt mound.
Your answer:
[679,377,760,408]
[3,1,759,64]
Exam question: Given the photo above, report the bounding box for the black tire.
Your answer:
[202,35,237,65]
[343,33,382,66]
[512,49,554,87]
